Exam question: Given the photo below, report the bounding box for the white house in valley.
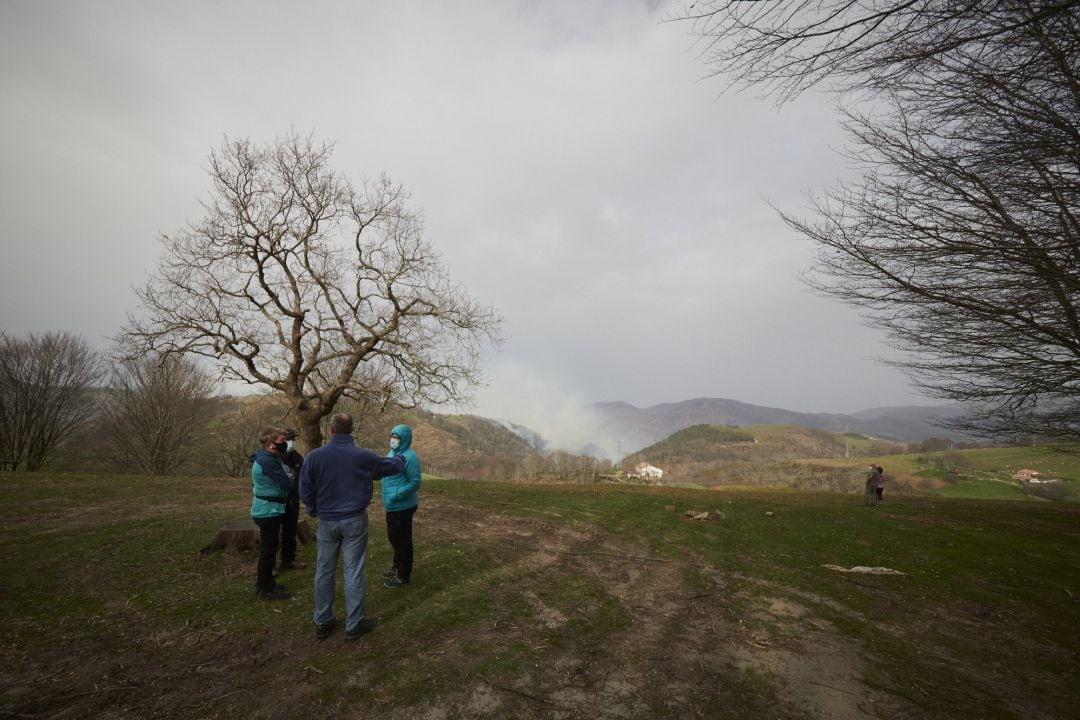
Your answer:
[1013,468,1059,483]
[635,462,664,480]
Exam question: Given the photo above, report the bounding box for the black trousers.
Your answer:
[254,515,283,592]
[280,495,300,563]
[385,506,417,581]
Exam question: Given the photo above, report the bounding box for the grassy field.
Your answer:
[2,472,1078,719]
[873,445,1080,481]
[794,444,1080,502]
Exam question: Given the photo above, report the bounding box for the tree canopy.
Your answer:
[102,354,216,475]
[123,132,501,450]
[0,332,103,471]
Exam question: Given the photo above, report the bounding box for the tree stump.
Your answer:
[200,517,314,555]
[297,519,314,544]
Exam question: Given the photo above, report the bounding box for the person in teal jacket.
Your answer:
[250,426,293,600]
[380,423,421,588]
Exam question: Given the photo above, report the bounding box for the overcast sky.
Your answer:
[0,0,935,443]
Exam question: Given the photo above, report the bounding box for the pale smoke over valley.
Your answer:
[461,360,624,460]
[458,359,970,459]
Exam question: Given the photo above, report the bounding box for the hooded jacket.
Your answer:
[381,423,421,512]
[250,447,293,519]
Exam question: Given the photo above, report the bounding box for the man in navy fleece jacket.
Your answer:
[299,412,404,641]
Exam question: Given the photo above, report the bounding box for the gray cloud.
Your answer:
[0,0,931,441]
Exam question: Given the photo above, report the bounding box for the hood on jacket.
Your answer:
[390,423,413,454]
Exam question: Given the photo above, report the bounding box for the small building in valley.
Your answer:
[635,462,664,480]
[1013,468,1059,483]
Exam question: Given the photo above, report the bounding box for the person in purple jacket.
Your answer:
[300,413,404,641]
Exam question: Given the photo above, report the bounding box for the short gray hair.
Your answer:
[329,413,354,435]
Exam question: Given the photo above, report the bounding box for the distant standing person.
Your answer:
[277,428,307,570]
[381,424,421,588]
[875,465,886,506]
[250,426,293,600]
[864,464,880,506]
[299,413,404,641]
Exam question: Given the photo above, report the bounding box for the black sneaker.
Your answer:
[278,560,308,570]
[345,618,378,640]
[383,575,410,588]
[314,621,336,640]
[257,585,291,600]
[380,568,398,580]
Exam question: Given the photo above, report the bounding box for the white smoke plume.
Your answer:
[462,359,622,459]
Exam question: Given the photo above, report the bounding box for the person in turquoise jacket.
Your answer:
[380,423,421,588]
[250,426,293,600]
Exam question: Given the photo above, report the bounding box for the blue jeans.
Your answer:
[313,512,369,631]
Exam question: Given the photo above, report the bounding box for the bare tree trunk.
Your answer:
[297,407,328,455]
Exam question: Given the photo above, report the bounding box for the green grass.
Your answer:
[935,478,1029,499]
[888,444,1080,480]
[2,472,1078,719]
[800,442,1080,502]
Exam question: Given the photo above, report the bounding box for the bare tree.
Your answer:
[204,394,290,477]
[675,0,1080,100]
[122,132,501,452]
[0,332,104,471]
[101,354,216,475]
[676,1,1080,441]
[800,8,1080,441]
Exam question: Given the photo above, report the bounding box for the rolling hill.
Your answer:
[590,396,974,455]
[621,423,908,490]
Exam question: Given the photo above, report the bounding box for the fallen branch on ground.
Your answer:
[823,564,905,575]
[559,550,672,563]
[478,675,569,709]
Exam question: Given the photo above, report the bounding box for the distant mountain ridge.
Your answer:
[589,397,972,456]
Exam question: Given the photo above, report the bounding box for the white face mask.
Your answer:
[286,440,296,452]
[389,438,400,450]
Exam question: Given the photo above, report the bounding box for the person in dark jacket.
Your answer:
[277,428,306,570]
[864,464,880,506]
[299,413,404,641]
[380,423,421,588]
[250,426,293,600]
